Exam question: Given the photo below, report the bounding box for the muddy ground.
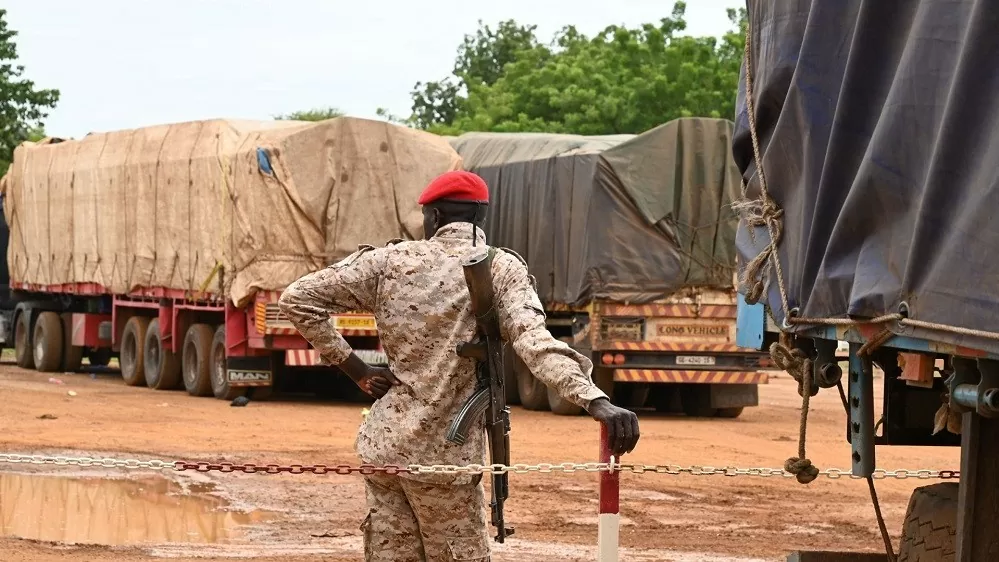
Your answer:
[0,363,958,561]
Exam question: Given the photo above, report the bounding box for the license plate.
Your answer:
[676,355,716,366]
[333,315,377,330]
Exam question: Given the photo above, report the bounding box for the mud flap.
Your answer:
[446,535,490,561]
[226,355,273,388]
[709,383,759,409]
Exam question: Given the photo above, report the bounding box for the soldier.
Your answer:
[279,170,639,562]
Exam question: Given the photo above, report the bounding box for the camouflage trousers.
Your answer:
[361,473,490,562]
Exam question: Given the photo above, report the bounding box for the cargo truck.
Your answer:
[451,118,772,418]
[0,117,460,400]
[737,1,999,559]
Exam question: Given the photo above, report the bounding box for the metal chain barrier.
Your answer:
[0,453,959,480]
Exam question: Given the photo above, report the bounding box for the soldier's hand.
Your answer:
[587,398,640,456]
[358,366,401,399]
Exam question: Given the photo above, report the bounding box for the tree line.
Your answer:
[0,2,745,176]
[396,2,747,136]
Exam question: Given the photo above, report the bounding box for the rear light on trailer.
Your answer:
[601,353,615,365]
[613,354,626,365]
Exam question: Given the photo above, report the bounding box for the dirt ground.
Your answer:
[0,362,959,562]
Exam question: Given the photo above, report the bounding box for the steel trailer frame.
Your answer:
[738,296,998,560]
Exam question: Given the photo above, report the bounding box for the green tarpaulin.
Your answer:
[451,117,741,307]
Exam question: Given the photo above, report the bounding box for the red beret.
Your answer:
[418,171,489,205]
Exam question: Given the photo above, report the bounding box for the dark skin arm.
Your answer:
[337,353,401,399]
[585,397,640,457]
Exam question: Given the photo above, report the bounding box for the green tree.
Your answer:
[407,20,540,131]
[411,3,747,136]
[0,9,60,176]
[275,106,344,121]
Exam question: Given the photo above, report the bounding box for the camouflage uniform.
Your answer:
[279,222,607,561]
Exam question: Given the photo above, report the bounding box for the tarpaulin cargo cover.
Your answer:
[451,118,742,307]
[1,117,461,306]
[734,0,999,352]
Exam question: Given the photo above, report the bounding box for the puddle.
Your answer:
[0,472,271,545]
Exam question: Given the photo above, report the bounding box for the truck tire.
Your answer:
[60,313,84,373]
[14,311,34,370]
[680,386,718,418]
[898,483,957,562]
[182,324,214,397]
[120,316,150,386]
[716,407,744,419]
[516,358,549,411]
[210,324,246,401]
[32,311,64,373]
[144,318,181,390]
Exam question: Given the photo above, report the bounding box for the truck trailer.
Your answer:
[452,118,772,418]
[736,1,999,559]
[0,117,460,400]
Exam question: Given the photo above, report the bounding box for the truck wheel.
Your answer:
[182,324,214,397]
[60,313,84,372]
[120,316,150,386]
[547,384,583,416]
[680,386,717,418]
[898,483,957,561]
[516,358,549,411]
[144,318,181,390]
[210,324,246,401]
[716,407,744,419]
[32,311,64,373]
[14,311,34,369]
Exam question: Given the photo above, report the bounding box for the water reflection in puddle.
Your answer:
[0,472,271,545]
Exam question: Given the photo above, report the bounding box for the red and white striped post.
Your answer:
[598,423,620,562]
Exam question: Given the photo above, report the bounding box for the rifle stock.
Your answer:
[445,247,515,543]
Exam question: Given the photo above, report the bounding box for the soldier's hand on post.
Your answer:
[586,398,640,456]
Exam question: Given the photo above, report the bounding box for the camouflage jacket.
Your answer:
[279,222,607,484]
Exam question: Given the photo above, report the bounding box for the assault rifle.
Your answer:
[445,246,514,543]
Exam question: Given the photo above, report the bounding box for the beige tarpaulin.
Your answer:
[1,117,461,306]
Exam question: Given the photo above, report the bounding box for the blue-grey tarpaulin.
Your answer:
[733,0,999,352]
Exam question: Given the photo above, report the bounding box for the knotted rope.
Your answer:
[770,337,819,484]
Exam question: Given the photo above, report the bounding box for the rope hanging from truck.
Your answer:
[738,20,904,562]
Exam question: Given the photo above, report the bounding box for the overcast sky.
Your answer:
[5,0,742,138]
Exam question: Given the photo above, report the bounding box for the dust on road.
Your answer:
[0,364,958,561]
